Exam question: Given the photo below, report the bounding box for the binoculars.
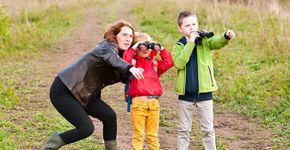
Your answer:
[137,41,161,51]
[195,30,214,45]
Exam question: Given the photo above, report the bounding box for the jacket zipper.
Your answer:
[183,69,186,94]
[196,47,199,102]
[208,66,214,87]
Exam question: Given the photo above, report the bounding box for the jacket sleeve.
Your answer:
[171,42,195,69]
[102,45,133,75]
[207,33,229,50]
[122,48,136,64]
[156,48,173,75]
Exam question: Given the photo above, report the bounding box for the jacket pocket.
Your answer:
[208,66,214,87]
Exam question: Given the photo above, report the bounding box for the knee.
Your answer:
[203,129,215,137]
[80,123,94,137]
[104,111,116,122]
[178,129,190,137]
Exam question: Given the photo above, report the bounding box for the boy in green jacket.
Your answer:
[171,11,235,150]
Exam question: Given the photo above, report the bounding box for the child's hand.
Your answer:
[132,41,143,50]
[189,31,199,42]
[226,30,235,39]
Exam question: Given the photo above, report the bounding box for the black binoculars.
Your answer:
[137,41,161,51]
[195,30,214,45]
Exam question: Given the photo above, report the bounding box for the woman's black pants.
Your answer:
[49,77,117,144]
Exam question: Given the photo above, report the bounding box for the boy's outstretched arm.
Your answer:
[208,29,235,50]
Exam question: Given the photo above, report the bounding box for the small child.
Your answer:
[123,32,173,150]
[171,11,235,150]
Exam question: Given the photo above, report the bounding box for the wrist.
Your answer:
[128,65,134,72]
[224,32,231,40]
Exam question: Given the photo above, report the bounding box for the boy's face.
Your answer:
[178,16,199,38]
[136,46,152,58]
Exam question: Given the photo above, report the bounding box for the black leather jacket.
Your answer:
[58,40,133,106]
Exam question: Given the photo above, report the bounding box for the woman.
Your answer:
[40,20,144,150]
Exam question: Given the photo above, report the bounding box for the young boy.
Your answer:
[171,11,235,150]
[123,32,173,150]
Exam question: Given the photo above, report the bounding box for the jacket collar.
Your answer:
[98,39,118,53]
[178,36,187,45]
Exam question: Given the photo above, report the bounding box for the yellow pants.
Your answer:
[131,97,160,150]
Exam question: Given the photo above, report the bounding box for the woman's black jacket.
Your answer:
[58,40,133,106]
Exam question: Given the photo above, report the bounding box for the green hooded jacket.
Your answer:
[171,34,229,95]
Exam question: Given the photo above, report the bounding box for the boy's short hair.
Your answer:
[177,11,196,26]
[134,32,152,45]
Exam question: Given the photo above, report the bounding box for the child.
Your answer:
[171,11,235,150]
[123,32,173,150]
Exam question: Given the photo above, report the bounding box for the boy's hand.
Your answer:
[132,41,143,50]
[189,31,199,42]
[226,30,235,39]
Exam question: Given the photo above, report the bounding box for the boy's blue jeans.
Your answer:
[177,100,216,150]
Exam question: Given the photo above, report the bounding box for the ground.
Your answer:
[21,1,276,149]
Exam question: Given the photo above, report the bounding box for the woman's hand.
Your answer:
[129,67,144,80]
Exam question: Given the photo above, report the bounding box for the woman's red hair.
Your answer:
[104,20,135,44]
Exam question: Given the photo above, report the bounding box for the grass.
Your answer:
[0,0,88,111]
[131,0,289,148]
[0,0,107,149]
[0,4,82,59]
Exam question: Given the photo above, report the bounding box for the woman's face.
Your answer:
[116,26,133,50]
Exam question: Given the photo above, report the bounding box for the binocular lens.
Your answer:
[138,44,147,51]
[137,42,161,51]
[153,44,161,51]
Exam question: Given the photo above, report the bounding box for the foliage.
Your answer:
[0,8,12,48]
[0,0,103,149]
[0,3,85,60]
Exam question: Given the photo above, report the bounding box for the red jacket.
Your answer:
[123,48,173,97]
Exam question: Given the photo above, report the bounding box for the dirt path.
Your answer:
[19,1,278,150]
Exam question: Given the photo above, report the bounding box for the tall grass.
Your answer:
[0,0,114,149]
[0,0,91,110]
[131,0,289,148]
[1,5,78,59]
